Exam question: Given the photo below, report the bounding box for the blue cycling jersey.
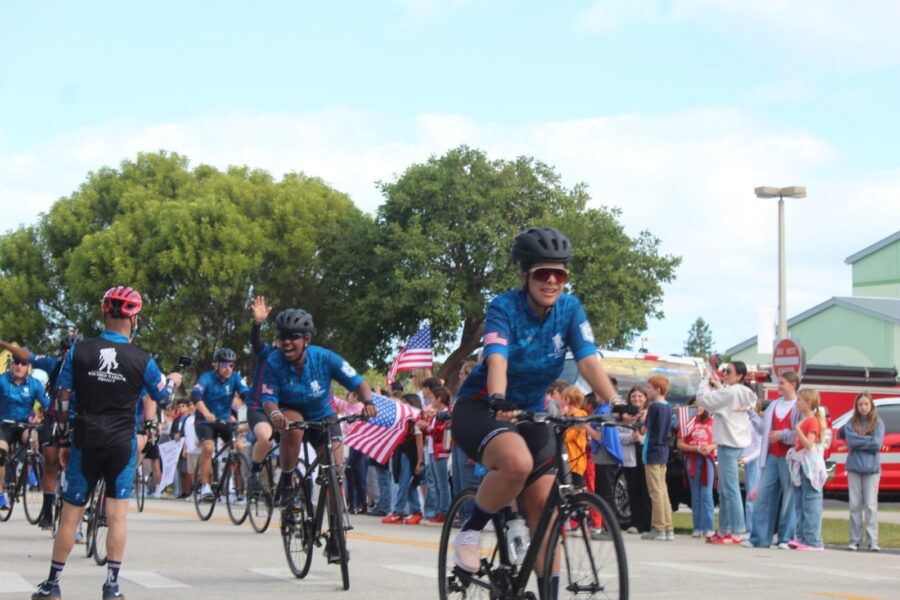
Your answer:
[259,345,363,422]
[135,387,153,426]
[458,290,598,411]
[193,370,249,423]
[247,343,276,411]
[0,371,49,422]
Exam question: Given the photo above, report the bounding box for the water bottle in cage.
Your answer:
[506,514,530,566]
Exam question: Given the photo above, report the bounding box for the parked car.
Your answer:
[826,397,900,500]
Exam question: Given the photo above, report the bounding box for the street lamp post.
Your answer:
[754,185,807,341]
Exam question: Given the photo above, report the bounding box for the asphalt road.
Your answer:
[2,498,897,600]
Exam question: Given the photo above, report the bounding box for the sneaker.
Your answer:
[0,493,9,511]
[641,528,663,540]
[776,542,789,550]
[369,508,388,517]
[422,515,445,527]
[870,545,881,552]
[691,530,702,538]
[31,581,60,600]
[711,534,739,545]
[74,524,84,545]
[705,532,723,544]
[38,513,53,531]
[381,512,405,524]
[200,484,214,502]
[626,526,638,534]
[847,543,858,551]
[786,539,801,549]
[664,530,675,541]
[249,473,264,493]
[404,512,423,525]
[325,535,347,563]
[102,582,125,599]
[591,528,612,541]
[796,544,824,552]
[453,529,483,572]
[740,540,754,548]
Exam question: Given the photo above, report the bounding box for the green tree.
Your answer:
[321,146,681,390]
[684,317,714,358]
[0,151,367,380]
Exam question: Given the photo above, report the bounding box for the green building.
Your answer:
[727,230,900,369]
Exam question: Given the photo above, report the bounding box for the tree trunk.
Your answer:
[438,316,484,394]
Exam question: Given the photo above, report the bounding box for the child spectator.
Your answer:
[421,386,452,525]
[623,386,651,534]
[382,394,424,524]
[677,403,717,538]
[837,392,885,552]
[791,389,828,551]
[561,386,589,488]
[641,376,674,541]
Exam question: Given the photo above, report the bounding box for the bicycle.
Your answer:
[192,420,250,525]
[247,438,281,534]
[133,459,150,512]
[280,414,361,591]
[438,410,629,600]
[84,479,109,565]
[0,420,45,524]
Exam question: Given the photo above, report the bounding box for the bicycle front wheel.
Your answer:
[225,454,250,525]
[248,463,273,534]
[134,462,147,512]
[193,457,217,521]
[543,492,628,600]
[281,480,314,578]
[438,487,498,600]
[92,482,109,566]
[326,467,350,590]
[22,453,45,524]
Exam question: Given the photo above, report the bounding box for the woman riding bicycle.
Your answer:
[451,227,619,595]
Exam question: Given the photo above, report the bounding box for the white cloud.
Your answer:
[2,106,898,357]
[576,0,900,65]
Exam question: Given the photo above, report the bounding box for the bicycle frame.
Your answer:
[294,421,349,536]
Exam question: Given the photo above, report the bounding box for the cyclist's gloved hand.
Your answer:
[489,394,518,421]
[144,420,159,443]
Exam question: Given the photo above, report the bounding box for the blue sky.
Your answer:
[2,1,899,359]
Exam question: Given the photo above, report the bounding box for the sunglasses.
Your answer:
[276,331,306,341]
[721,369,734,374]
[12,360,29,367]
[528,267,569,283]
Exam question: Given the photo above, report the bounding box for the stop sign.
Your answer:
[772,339,806,378]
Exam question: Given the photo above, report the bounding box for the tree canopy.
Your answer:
[684,317,714,359]
[1,146,681,390]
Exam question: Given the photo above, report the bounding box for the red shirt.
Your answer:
[769,409,793,457]
[795,415,821,451]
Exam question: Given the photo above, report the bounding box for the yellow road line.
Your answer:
[816,593,893,600]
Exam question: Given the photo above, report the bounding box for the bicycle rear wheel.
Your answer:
[84,485,100,557]
[325,467,350,590]
[225,454,250,525]
[438,487,500,600]
[92,482,109,566]
[248,463,274,534]
[281,476,314,578]
[22,454,45,524]
[134,462,147,512]
[193,457,218,521]
[543,492,628,600]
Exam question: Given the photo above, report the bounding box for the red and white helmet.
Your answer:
[101,286,143,318]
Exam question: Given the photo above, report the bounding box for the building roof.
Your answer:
[726,296,900,355]
[845,230,900,265]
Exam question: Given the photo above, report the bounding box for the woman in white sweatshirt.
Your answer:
[696,361,757,544]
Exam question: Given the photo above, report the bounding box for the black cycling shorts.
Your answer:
[0,423,27,446]
[247,408,272,437]
[143,441,160,460]
[286,412,341,451]
[63,438,137,506]
[195,421,233,445]
[451,397,556,470]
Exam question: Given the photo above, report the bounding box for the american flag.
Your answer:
[385,324,432,384]
[343,394,421,464]
[677,405,696,439]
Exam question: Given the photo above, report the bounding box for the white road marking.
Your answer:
[771,563,899,582]
[249,567,329,583]
[640,561,770,579]
[383,564,439,578]
[120,570,190,588]
[0,572,34,593]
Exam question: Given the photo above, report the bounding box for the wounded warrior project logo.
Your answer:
[89,348,127,384]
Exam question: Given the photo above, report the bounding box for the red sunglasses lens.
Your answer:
[532,268,568,283]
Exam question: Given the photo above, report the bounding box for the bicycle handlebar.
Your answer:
[0,420,42,429]
[493,410,619,427]
[285,413,365,430]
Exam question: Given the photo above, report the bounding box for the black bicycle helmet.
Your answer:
[213,348,237,363]
[275,309,316,335]
[59,333,83,351]
[512,227,573,270]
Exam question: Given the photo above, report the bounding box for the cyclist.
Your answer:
[246,296,278,491]
[259,308,377,519]
[0,334,79,527]
[450,227,619,597]
[134,389,162,495]
[191,347,249,501]
[0,355,49,511]
[32,286,182,600]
